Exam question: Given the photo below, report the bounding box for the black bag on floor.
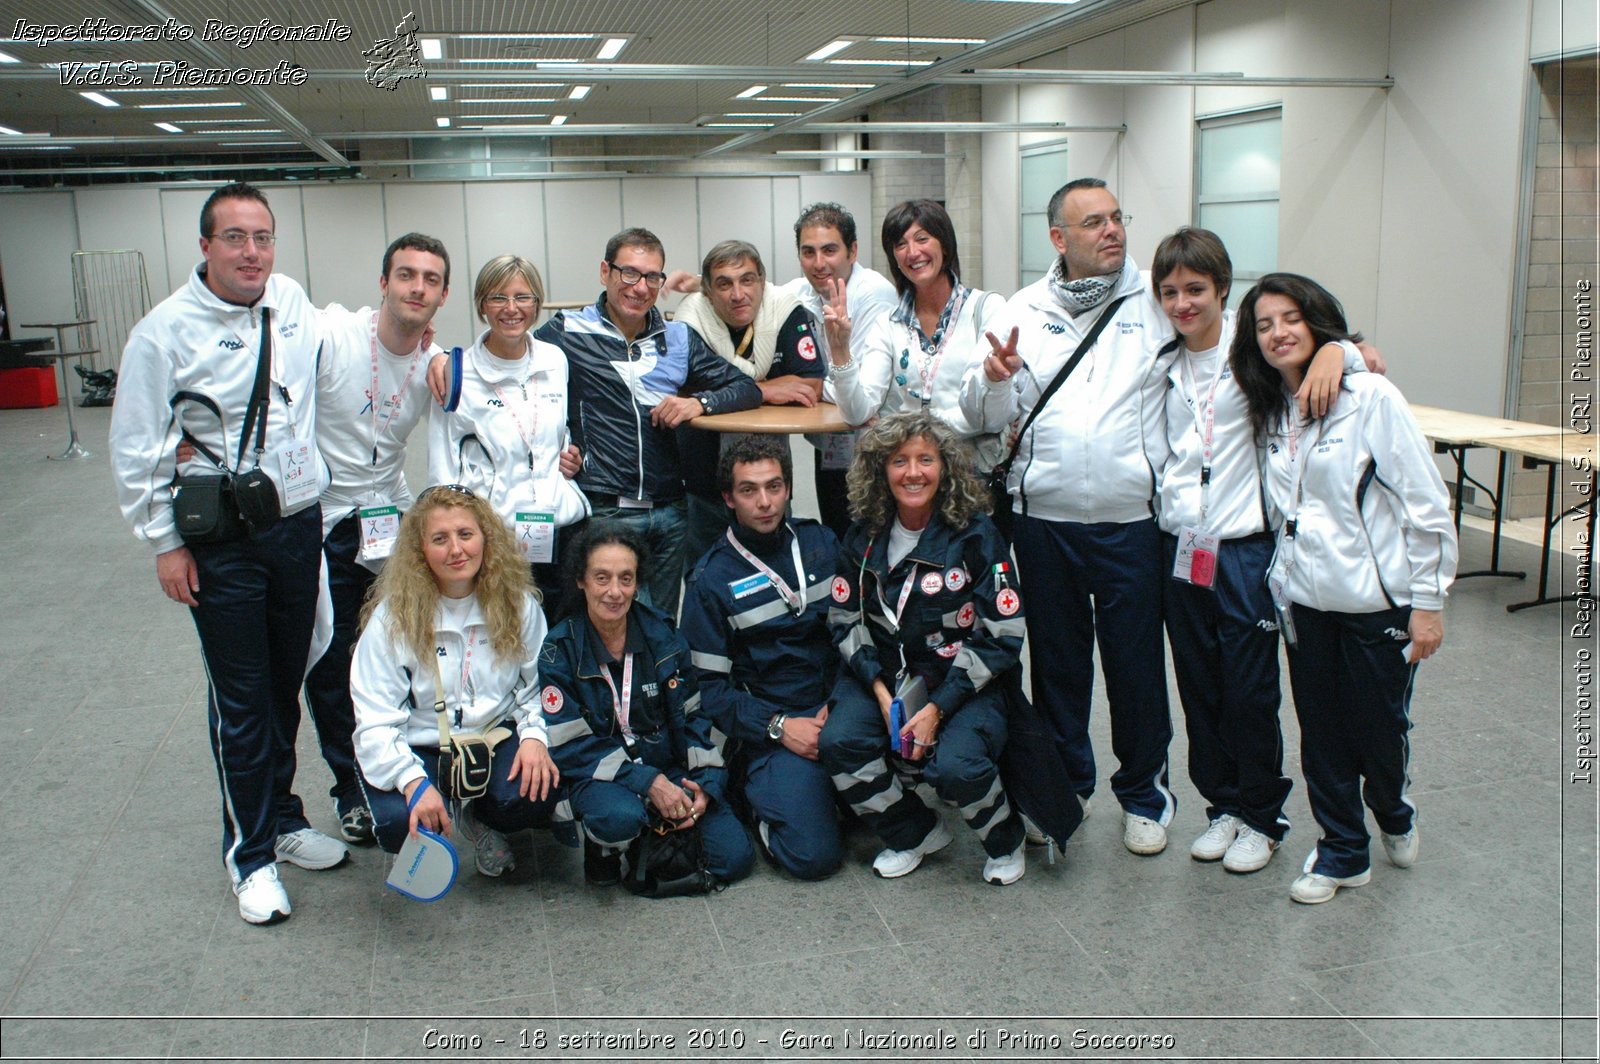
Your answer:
[624,815,716,898]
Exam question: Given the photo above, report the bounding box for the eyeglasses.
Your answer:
[606,262,667,290]
[1055,212,1130,233]
[418,483,475,502]
[211,230,277,248]
[484,293,538,308]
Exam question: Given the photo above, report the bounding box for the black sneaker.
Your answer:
[583,836,622,886]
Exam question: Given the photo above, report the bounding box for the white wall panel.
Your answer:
[769,177,802,285]
[0,192,80,356]
[1532,0,1598,60]
[695,179,773,277]
[300,185,386,312]
[620,176,697,280]
[544,180,622,306]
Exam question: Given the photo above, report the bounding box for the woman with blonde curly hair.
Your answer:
[350,484,560,879]
[818,412,1028,884]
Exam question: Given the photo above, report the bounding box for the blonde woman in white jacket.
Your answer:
[351,486,559,879]
[430,255,588,619]
[1231,272,1457,906]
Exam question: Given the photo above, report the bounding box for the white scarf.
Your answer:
[674,281,803,381]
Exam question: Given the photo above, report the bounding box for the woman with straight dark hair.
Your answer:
[821,200,1012,499]
[1229,272,1456,905]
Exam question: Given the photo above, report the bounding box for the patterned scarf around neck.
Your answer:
[1047,257,1128,317]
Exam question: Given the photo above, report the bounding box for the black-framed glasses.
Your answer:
[606,262,667,290]
[1054,212,1131,232]
[211,230,277,248]
[418,483,475,503]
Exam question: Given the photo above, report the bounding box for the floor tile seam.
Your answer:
[0,696,189,1015]
[1049,912,1132,992]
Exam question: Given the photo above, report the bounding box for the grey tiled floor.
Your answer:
[0,402,1595,1062]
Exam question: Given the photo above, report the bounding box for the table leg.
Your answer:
[1506,460,1592,612]
[1451,443,1524,581]
[46,337,91,461]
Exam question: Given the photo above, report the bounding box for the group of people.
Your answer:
[109,175,1456,927]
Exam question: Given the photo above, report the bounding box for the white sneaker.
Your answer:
[274,827,350,871]
[1022,814,1048,847]
[1190,814,1242,861]
[1123,813,1168,855]
[872,820,953,879]
[457,801,516,877]
[234,864,291,925]
[1381,827,1419,868]
[1289,851,1370,904]
[982,844,1026,885]
[1222,825,1279,873]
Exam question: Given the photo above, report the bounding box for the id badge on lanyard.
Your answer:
[819,431,856,471]
[1171,525,1219,589]
[358,503,401,565]
[515,511,557,564]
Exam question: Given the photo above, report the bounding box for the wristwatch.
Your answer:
[696,391,716,415]
[766,713,787,741]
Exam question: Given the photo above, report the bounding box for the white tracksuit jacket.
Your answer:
[428,331,590,531]
[315,304,440,536]
[1262,373,1457,614]
[351,591,550,795]
[960,260,1176,523]
[111,267,326,554]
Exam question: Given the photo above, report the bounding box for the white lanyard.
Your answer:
[875,566,918,634]
[491,372,541,475]
[599,652,635,739]
[441,624,477,728]
[1181,348,1228,525]
[724,525,807,616]
[904,286,968,408]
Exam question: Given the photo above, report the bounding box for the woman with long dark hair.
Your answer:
[1229,272,1456,904]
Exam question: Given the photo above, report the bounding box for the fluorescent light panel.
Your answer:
[550,115,568,125]
[827,58,933,66]
[137,101,244,109]
[725,112,798,117]
[871,35,984,44]
[430,86,449,101]
[80,91,119,107]
[761,96,842,102]
[420,38,443,60]
[568,84,591,99]
[455,32,593,40]
[461,113,550,119]
[805,39,855,61]
[436,116,451,127]
[736,85,767,99]
[0,124,22,135]
[154,122,183,132]
[460,58,581,64]
[782,82,874,88]
[595,37,627,60]
[0,48,19,63]
[459,97,558,104]
[221,140,296,146]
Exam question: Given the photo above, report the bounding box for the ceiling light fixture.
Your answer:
[805,40,855,61]
[0,49,22,63]
[736,85,768,99]
[436,116,451,127]
[0,124,23,135]
[80,91,119,108]
[760,96,842,103]
[420,38,443,60]
[459,97,558,104]
[137,101,244,109]
[871,36,984,44]
[568,85,592,99]
[595,37,628,60]
[154,123,184,132]
[455,32,593,40]
[462,82,562,89]
[551,115,568,125]
[430,86,449,101]
[827,58,934,66]
[460,113,550,120]
[725,112,799,117]
[781,83,874,89]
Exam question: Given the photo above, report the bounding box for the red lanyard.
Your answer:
[492,371,540,473]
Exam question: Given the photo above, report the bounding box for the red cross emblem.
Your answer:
[956,602,976,628]
[996,588,1020,616]
[541,686,564,714]
[797,336,818,361]
[831,576,851,602]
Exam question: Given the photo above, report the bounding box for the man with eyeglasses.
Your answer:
[111,181,344,925]
[532,227,762,616]
[960,177,1182,858]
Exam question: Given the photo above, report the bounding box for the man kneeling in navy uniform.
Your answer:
[680,435,844,879]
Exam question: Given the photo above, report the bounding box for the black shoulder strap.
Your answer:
[992,293,1130,480]
[236,307,273,470]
